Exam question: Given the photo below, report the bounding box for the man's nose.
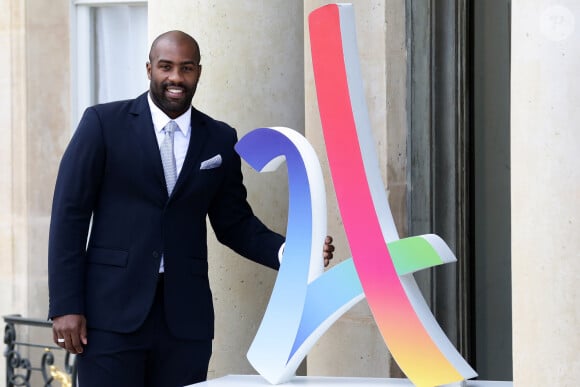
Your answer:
[167,68,183,82]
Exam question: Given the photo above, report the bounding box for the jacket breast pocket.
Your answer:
[86,247,129,267]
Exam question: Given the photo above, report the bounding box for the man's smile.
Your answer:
[166,86,185,98]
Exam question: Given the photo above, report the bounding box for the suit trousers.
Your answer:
[77,275,212,387]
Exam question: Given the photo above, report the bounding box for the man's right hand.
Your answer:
[52,314,88,354]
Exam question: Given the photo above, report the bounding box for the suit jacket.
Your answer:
[48,92,284,340]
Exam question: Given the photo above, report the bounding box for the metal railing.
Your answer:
[3,315,77,387]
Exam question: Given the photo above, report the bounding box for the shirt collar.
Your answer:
[147,92,191,136]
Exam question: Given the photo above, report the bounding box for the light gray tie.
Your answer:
[160,120,178,195]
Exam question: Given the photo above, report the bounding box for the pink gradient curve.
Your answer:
[309,4,467,386]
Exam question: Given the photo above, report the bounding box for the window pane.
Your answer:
[94,5,148,103]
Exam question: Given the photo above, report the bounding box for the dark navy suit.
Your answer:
[48,92,284,385]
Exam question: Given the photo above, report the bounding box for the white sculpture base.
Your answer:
[189,375,513,386]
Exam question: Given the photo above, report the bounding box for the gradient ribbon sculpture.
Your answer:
[236,3,477,387]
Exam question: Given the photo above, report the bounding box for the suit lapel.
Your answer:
[129,93,169,201]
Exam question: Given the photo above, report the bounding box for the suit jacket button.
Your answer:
[152,251,160,259]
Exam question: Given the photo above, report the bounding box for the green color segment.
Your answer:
[388,236,444,275]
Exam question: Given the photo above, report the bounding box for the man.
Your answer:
[48,30,333,386]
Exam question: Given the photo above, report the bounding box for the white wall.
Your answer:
[511,1,580,385]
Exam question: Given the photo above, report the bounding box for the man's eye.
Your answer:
[182,66,194,72]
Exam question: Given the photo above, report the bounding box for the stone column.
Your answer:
[511,1,580,385]
[148,1,304,378]
[304,0,407,378]
[0,0,70,380]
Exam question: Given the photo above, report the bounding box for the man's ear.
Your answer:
[146,62,152,80]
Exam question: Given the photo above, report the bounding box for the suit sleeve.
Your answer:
[207,130,285,270]
[48,107,106,319]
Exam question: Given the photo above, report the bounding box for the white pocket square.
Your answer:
[200,154,222,170]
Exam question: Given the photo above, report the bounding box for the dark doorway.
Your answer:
[407,0,512,381]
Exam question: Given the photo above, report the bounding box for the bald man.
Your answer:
[48,30,333,386]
